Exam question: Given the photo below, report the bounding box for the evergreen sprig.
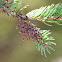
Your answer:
[34,30,56,57]
[0,0,22,13]
[26,3,62,26]
[0,0,61,57]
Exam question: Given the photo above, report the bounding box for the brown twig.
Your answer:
[28,16,62,21]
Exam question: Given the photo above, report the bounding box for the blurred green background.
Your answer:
[0,0,62,62]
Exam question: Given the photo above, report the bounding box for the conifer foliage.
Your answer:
[0,0,62,57]
[26,3,62,26]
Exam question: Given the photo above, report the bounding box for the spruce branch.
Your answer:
[0,0,61,57]
[26,3,62,26]
[0,2,62,25]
